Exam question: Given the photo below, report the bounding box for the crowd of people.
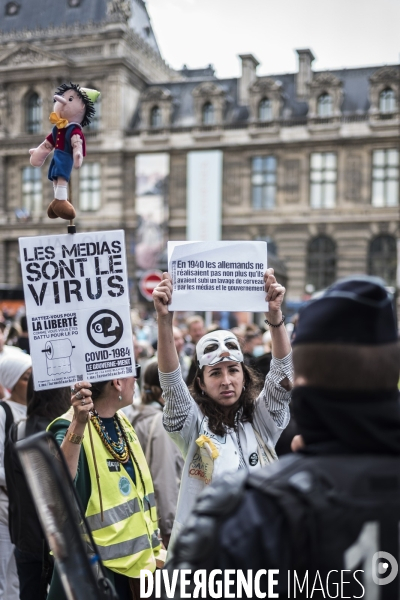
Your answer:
[0,267,398,599]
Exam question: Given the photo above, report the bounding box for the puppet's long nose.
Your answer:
[54,95,67,105]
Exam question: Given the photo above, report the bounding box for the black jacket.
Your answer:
[5,414,49,555]
[165,451,400,599]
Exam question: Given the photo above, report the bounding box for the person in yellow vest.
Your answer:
[47,371,160,600]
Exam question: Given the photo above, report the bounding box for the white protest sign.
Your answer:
[168,241,268,312]
[19,230,134,391]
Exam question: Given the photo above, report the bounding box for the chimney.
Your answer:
[238,54,259,105]
[296,48,315,99]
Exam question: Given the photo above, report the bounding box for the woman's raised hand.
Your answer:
[71,381,93,424]
[264,268,291,362]
[153,272,178,372]
[152,272,173,318]
[264,268,286,322]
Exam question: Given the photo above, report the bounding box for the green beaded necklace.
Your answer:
[90,411,129,463]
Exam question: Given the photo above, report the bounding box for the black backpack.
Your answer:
[4,414,54,598]
[166,453,400,599]
[0,400,13,438]
[0,401,13,497]
[4,415,47,552]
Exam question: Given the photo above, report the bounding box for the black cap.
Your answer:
[293,276,397,346]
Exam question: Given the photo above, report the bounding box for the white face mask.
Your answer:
[196,330,244,369]
[252,344,265,358]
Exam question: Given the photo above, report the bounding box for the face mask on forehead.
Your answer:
[196,330,244,369]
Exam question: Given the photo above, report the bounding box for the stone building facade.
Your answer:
[0,0,399,308]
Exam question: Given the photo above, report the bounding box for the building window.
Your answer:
[86,92,101,131]
[317,93,333,117]
[22,167,42,214]
[150,105,162,128]
[372,149,399,207]
[79,163,101,211]
[379,88,396,114]
[257,236,278,256]
[310,152,337,208]
[202,102,214,125]
[251,156,277,210]
[259,98,272,121]
[26,93,42,134]
[368,235,397,287]
[306,235,336,291]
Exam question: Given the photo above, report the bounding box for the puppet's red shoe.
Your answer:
[48,199,76,220]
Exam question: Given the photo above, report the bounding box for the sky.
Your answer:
[145,0,400,79]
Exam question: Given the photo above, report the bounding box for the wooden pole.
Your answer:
[67,179,76,234]
[87,415,104,521]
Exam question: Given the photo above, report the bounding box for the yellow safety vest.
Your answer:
[51,408,160,577]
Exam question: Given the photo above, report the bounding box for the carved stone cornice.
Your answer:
[0,44,67,68]
[0,20,177,80]
[106,0,132,23]
[192,82,225,98]
[0,21,103,43]
[64,46,103,58]
[309,72,342,89]
[249,77,282,94]
[370,66,400,84]
[311,72,341,87]
[0,84,9,136]
[141,86,171,102]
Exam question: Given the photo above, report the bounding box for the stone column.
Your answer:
[0,156,5,212]
[238,54,259,106]
[296,48,315,99]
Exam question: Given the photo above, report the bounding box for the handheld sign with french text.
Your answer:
[168,241,268,312]
[19,230,135,391]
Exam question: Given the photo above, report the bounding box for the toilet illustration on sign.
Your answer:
[41,339,75,375]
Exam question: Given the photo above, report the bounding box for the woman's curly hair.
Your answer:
[189,363,263,437]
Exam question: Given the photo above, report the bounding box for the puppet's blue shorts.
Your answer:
[47,150,73,182]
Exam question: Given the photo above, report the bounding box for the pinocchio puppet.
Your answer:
[29,82,100,221]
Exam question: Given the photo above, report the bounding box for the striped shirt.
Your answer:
[160,352,293,468]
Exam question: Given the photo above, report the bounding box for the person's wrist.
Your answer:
[70,419,87,432]
[264,309,282,326]
[157,311,173,323]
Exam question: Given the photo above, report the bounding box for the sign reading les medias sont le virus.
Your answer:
[19,230,135,391]
[168,241,268,312]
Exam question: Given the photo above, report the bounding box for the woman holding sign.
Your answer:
[47,372,161,600]
[153,267,292,553]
